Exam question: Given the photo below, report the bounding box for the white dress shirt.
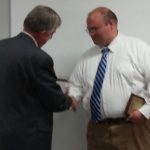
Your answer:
[68,33,150,119]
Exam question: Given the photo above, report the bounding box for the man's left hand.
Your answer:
[128,110,147,124]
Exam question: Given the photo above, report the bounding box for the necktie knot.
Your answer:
[102,47,110,54]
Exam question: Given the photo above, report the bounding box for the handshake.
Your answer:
[64,87,78,111]
[69,96,78,112]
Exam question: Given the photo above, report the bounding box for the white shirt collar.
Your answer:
[108,32,121,52]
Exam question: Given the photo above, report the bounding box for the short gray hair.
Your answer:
[23,5,61,32]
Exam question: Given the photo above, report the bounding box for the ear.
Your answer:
[108,19,116,30]
[109,19,115,26]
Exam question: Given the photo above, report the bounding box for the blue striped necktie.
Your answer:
[90,47,110,122]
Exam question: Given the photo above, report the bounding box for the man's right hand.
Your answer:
[70,96,78,112]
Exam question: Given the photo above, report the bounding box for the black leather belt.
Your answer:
[97,117,129,124]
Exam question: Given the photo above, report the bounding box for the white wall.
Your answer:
[10,0,150,79]
[53,81,89,150]
[10,0,150,150]
[0,0,10,39]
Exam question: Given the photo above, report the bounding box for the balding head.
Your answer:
[88,7,118,26]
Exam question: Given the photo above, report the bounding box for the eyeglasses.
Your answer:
[86,27,98,35]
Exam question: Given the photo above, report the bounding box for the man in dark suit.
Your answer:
[0,5,77,150]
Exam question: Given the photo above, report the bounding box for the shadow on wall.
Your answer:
[52,81,89,150]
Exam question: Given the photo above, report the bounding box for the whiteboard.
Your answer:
[10,1,150,150]
[10,0,150,80]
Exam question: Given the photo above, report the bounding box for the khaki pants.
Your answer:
[87,119,150,150]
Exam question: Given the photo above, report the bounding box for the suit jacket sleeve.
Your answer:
[33,53,72,112]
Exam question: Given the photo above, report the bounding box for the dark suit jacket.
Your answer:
[0,33,72,150]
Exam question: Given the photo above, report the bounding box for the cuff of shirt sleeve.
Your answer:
[139,104,150,119]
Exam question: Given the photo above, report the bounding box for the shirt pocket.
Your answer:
[115,59,134,85]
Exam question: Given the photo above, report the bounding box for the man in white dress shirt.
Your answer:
[68,6,150,150]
